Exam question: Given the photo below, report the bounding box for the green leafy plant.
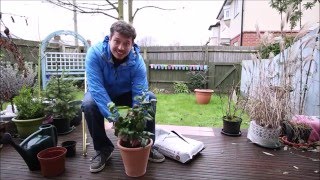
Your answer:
[109,93,154,148]
[173,81,190,94]
[44,75,78,120]
[269,0,318,30]
[13,86,45,120]
[259,36,294,59]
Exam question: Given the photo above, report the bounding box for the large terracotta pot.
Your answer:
[117,139,152,177]
[194,89,214,104]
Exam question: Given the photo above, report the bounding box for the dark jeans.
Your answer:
[81,91,156,151]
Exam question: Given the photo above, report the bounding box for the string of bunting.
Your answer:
[149,64,208,71]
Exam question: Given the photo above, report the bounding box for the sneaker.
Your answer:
[149,148,165,163]
[90,149,113,173]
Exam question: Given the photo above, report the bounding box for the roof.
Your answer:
[216,0,232,20]
[208,22,221,30]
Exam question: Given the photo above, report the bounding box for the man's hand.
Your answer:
[108,110,120,122]
[107,102,120,122]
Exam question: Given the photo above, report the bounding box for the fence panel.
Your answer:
[141,46,257,92]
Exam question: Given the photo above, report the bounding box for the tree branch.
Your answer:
[132,5,176,21]
[46,0,118,19]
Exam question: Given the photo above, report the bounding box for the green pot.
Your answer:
[12,116,45,139]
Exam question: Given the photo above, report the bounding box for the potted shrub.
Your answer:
[12,86,45,139]
[44,75,78,135]
[244,12,318,148]
[219,84,245,137]
[108,93,154,177]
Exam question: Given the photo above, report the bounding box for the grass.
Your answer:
[74,91,250,128]
[155,93,250,128]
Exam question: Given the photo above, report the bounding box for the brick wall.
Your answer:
[230,31,298,46]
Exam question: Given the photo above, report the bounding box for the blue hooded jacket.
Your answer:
[85,36,148,119]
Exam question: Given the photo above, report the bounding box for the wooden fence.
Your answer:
[2,40,258,92]
[141,46,258,92]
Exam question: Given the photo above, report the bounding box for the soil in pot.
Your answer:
[61,140,77,157]
[37,146,67,177]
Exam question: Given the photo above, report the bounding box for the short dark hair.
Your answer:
[110,20,136,41]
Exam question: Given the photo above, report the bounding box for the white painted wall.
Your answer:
[243,1,320,32]
[217,0,320,42]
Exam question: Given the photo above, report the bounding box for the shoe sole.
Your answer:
[90,152,113,173]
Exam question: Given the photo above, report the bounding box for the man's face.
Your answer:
[109,32,133,60]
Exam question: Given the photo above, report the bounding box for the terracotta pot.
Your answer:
[37,146,67,177]
[117,139,153,177]
[194,89,214,104]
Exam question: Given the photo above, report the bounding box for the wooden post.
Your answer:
[143,48,150,85]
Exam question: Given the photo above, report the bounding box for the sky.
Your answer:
[0,0,224,46]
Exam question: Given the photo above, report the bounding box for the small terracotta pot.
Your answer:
[37,146,67,177]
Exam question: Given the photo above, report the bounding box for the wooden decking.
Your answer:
[0,123,319,180]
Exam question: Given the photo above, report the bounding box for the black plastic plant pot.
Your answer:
[61,140,77,157]
[221,117,242,137]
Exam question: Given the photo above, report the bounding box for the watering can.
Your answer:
[1,124,57,171]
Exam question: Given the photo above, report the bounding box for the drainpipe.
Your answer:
[240,0,244,46]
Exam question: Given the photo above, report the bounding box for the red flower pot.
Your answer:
[37,146,67,177]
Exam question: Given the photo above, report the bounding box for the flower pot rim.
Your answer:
[12,116,45,122]
[117,138,153,151]
[37,146,67,160]
[222,116,242,122]
[61,140,77,146]
[194,89,214,93]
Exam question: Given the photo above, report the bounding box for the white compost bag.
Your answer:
[154,127,205,163]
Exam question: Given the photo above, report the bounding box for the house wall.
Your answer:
[217,0,319,46]
[226,0,243,45]
[243,0,320,32]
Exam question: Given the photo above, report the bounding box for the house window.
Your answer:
[223,5,231,20]
[234,0,240,18]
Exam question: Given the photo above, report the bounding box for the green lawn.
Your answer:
[74,91,250,128]
[155,93,250,128]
